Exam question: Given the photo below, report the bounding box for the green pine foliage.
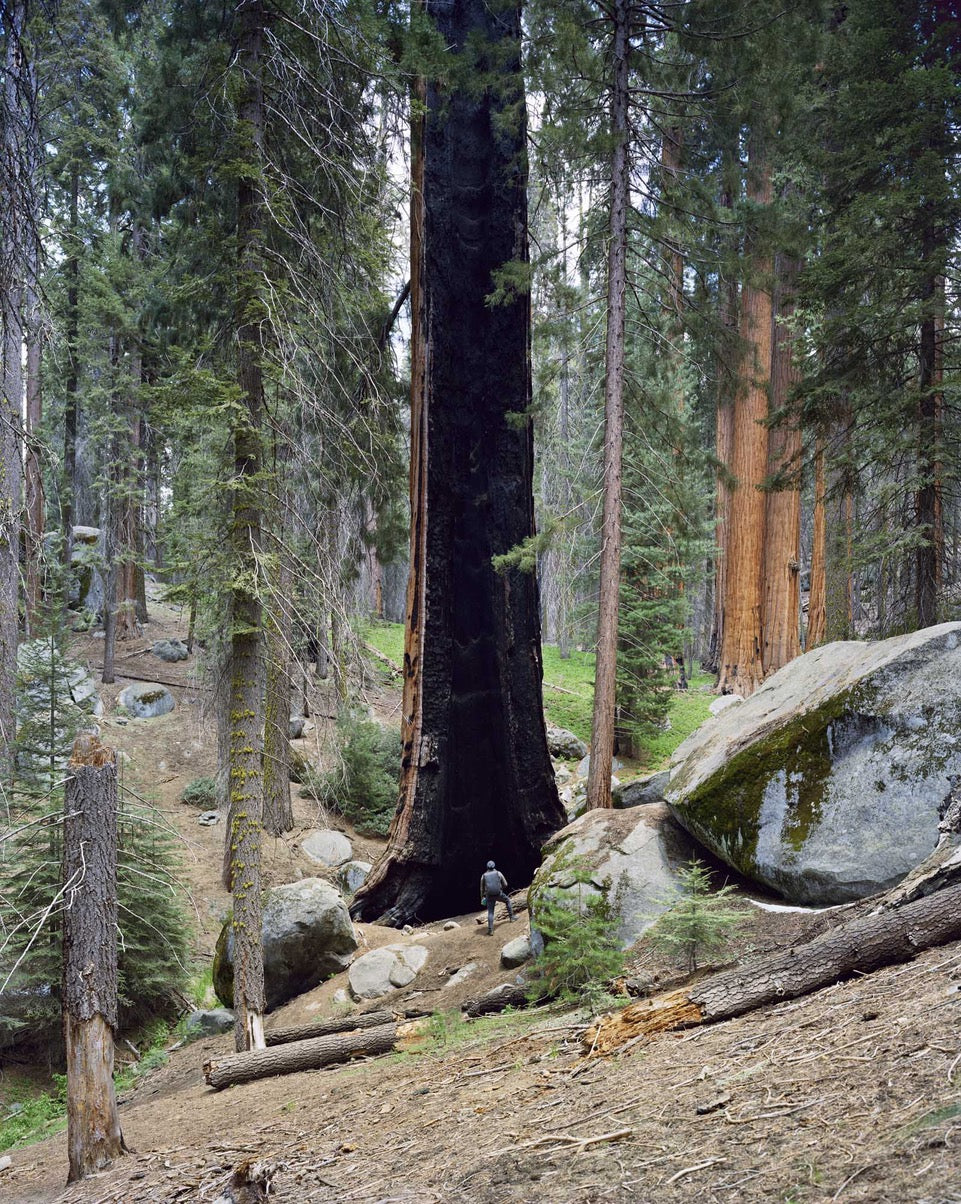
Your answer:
[308,711,401,837]
[647,860,743,973]
[526,849,624,1010]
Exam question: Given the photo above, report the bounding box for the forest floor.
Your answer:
[3,594,961,1203]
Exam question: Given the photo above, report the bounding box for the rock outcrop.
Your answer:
[667,624,961,904]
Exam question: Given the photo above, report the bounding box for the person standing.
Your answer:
[480,861,515,935]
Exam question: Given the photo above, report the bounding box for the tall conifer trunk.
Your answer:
[762,252,801,673]
[586,0,630,811]
[351,0,563,925]
[0,0,28,774]
[718,138,772,697]
[222,0,267,1052]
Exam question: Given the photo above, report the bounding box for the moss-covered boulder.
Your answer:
[213,878,358,1011]
[667,624,961,905]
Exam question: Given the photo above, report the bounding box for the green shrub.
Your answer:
[526,849,624,1011]
[647,860,743,972]
[181,776,218,807]
[0,1076,67,1152]
[312,711,400,836]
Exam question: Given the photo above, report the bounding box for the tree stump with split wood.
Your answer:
[62,734,126,1182]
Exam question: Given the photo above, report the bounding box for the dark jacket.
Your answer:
[481,869,508,900]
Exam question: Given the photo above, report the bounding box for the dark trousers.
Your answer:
[486,890,514,933]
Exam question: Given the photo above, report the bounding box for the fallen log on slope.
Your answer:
[586,880,961,1057]
[204,1020,427,1091]
[465,983,530,1017]
[264,1009,393,1048]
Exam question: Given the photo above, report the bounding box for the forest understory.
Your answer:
[4,597,961,1204]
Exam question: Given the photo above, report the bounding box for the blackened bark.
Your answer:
[62,736,126,1180]
[351,0,563,925]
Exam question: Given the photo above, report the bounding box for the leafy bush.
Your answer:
[312,711,401,836]
[647,860,743,972]
[526,849,624,1011]
[181,776,218,808]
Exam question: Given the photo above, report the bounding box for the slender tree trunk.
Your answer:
[62,736,126,1182]
[807,432,827,648]
[351,0,563,924]
[707,181,738,677]
[825,409,855,642]
[718,139,772,697]
[62,157,80,588]
[221,0,267,1053]
[24,256,43,634]
[0,0,28,775]
[915,242,940,628]
[586,0,630,811]
[263,526,294,836]
[762,253,801,674]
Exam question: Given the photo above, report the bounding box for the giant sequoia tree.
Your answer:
[351,0,565,925]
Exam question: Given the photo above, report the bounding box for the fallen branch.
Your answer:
[204,1020,427,1090]
[586,880,961,1056]
[361,642,402,675]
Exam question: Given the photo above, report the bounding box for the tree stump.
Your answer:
[63,735,126,1182]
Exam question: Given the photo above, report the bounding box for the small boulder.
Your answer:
[213,878,357,1011]
[117,682,175,719]
[152,639,189,663]
[337,860,372,895]
[616,770,670,809]
[709,694,743,717]
[182,1009,234,1040]
[348,944,429,1001]
[289,715,306,740]
[197,811,220,826]
[500,935,533,969]
[302,829,353,868]
[546,725,588,760]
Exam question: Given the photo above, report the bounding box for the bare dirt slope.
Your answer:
[4,597,961,1203]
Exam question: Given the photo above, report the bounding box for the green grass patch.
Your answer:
[638,671,715,770]
[360,623,714,770]
[0,1078,67,1152]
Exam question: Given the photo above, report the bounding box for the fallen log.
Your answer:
[264,1009,393,1047]
[204,1020,427,1090]
[465,983,530,1017]
[586,879,961,1056]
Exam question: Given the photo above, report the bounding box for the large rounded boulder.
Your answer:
[213,878,358,1010]
[667,623,961,905]
[530,804,699,949]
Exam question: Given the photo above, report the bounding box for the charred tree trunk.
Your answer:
[718,139,772,697]
[586,0,630,811]
[351,0,563,925]
[586,880,961,1056]
[62,736,126,1182]
[221,0,268,1053]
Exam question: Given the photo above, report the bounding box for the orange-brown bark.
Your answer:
[762,254,801,674]
[718,143,772,697]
